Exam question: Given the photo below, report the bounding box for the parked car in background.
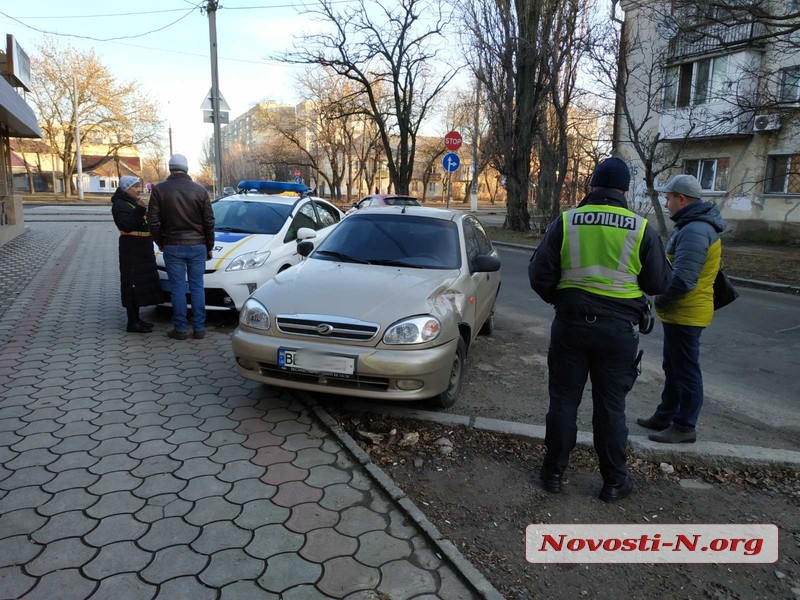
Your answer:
[345,193,421,216]
[155,181,344,311]
[222,186,236,196]
[231,206,501,408]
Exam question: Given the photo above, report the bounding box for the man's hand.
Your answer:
[207,250,213,260]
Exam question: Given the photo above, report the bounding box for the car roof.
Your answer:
[367,194,419,200]
[350,205,458,221]
[215,193,327,206]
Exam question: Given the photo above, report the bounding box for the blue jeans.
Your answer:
[163,245,207,332]
[655,323,704,431]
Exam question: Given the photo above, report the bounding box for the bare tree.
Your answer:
[29,38,162,197]
[280,0,456,195]
[461,0,569,231]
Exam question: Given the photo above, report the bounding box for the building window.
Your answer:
[428,182,437,193]
[664,55,729,108]
[781,67,800,104]
[111,180,117,188]
[99,180,106,188]
[765,155,800,194]
[684,158,729,191]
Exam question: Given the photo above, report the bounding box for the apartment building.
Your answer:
[618,0,800,242]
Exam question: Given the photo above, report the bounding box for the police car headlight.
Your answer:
[383,316,441,345]
[227,250,271,271]
[239,299,270,330]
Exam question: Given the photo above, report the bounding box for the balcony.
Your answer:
[668,21,766,60]
[658,104,754,140]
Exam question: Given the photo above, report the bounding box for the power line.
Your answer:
[4,8,193,19]
[0,5,202,42]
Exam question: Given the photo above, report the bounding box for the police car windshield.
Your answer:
[212,201,293,235]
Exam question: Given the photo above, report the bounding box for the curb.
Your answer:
[335,401,800,471]
[491,241,800,295]
[296,393,506,600]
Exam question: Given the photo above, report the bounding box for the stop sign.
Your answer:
[444,130,462,151]
[294,170,301,177]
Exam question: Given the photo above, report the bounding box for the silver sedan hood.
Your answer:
[250,258,463,324]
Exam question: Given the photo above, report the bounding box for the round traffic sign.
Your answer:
[442,152,460,173]
[444,130,462,151]
[294,170,301,177]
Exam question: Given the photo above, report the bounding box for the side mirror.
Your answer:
[297,240,314,257]
[471,254,501,273]
[297,227,317,241]
[352,203,358,208]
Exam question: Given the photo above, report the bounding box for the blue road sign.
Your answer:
[442,152,460,173]
[294,176,302,184]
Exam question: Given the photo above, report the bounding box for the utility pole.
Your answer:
[73,76,84,200]
[471,74,481,211]
[205,0,223,198]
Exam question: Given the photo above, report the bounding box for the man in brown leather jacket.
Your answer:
[148,154,215,340]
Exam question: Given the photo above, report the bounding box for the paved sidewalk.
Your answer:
[0,223,482,599]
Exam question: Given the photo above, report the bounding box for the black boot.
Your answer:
[127,320,152,333]
[136,318,154,330]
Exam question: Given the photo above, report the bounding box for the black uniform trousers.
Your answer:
[544,314,640,485]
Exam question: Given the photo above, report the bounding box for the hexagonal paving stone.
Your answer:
[88,454,141,475]
[285,503,339,533]
[132,473,187,498]
[241,431,284,449]
[335,506,387,537]
[355,531,412,567]
[0,486,52,513]
[305,464,352,488]
[20,568,96,600]
[0,465,55,489]
[378,559,438,599]
[300,528,358,563]
[246,524,305,559]
[184,496,241,526]
[0,508,47,539]
[272,481,323,507]
[86,490,146,518]
[31,510,98,543]
[234,417,275,435]
[25,537,97,576]
[82,541,153,580]
[140,545,208,584]
[87,471,142,495]
[131,455,181,477]
[317,556,381,597]
[137,517,201,551]
[151,574,218,599]
[191,521,252,554]
[257,552,321,593]
[319,483,367,511]
[179,475,232,501]
[86,572,156,600]
[0,565,36,599]
[220,581,279,600]
[234,499,290,530]
[225,479,277,505]
[281,433,324,452]
[0,535,42,567]
[199,549,266,587]
[260,463,308,485]
[209,443,256,464]
[218,460,266,482]
[83,513,148,547]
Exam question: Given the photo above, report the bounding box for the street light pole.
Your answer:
[205,0,223,197]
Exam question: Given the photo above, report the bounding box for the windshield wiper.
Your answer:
[215,227,253,233]
[314,250,369,264]
[367,258,419,268]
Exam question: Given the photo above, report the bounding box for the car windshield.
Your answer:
[312,214,460,269]
[384,196,420,206]
[212,200,293,235]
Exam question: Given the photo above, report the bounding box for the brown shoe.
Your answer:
[192,329,206,340]
[167,329,188,340]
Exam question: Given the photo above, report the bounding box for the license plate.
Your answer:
[278,348,356,377]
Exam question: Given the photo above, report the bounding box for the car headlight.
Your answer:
[227,250,271,271]
[383,316,441,345]
[239,299,270,330]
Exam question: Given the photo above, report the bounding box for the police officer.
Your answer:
[529,157,672,503]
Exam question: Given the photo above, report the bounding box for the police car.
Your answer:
[155,181,344,310]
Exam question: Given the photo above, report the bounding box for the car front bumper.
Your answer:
[158,269,257,311]
[231,328,459,401]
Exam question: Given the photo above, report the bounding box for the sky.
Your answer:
[1,1,319,173]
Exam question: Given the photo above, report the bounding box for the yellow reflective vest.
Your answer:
[556,205,646,299]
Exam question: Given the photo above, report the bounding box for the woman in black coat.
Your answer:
[111,176,164,333]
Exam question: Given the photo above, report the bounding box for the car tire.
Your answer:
[429,337,466,409]
[479,303,495,336]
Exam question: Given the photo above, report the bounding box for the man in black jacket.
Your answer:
[148,154,215,340]
[529,157,672,502]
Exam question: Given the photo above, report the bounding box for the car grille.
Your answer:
[158,266,217,275]
[276,314,379,341]
[257,363,390,392]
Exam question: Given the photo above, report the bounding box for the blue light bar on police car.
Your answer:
[237,181,309,194]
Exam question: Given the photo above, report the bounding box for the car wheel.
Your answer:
[479,303,495,336]
[429,337,466,409]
